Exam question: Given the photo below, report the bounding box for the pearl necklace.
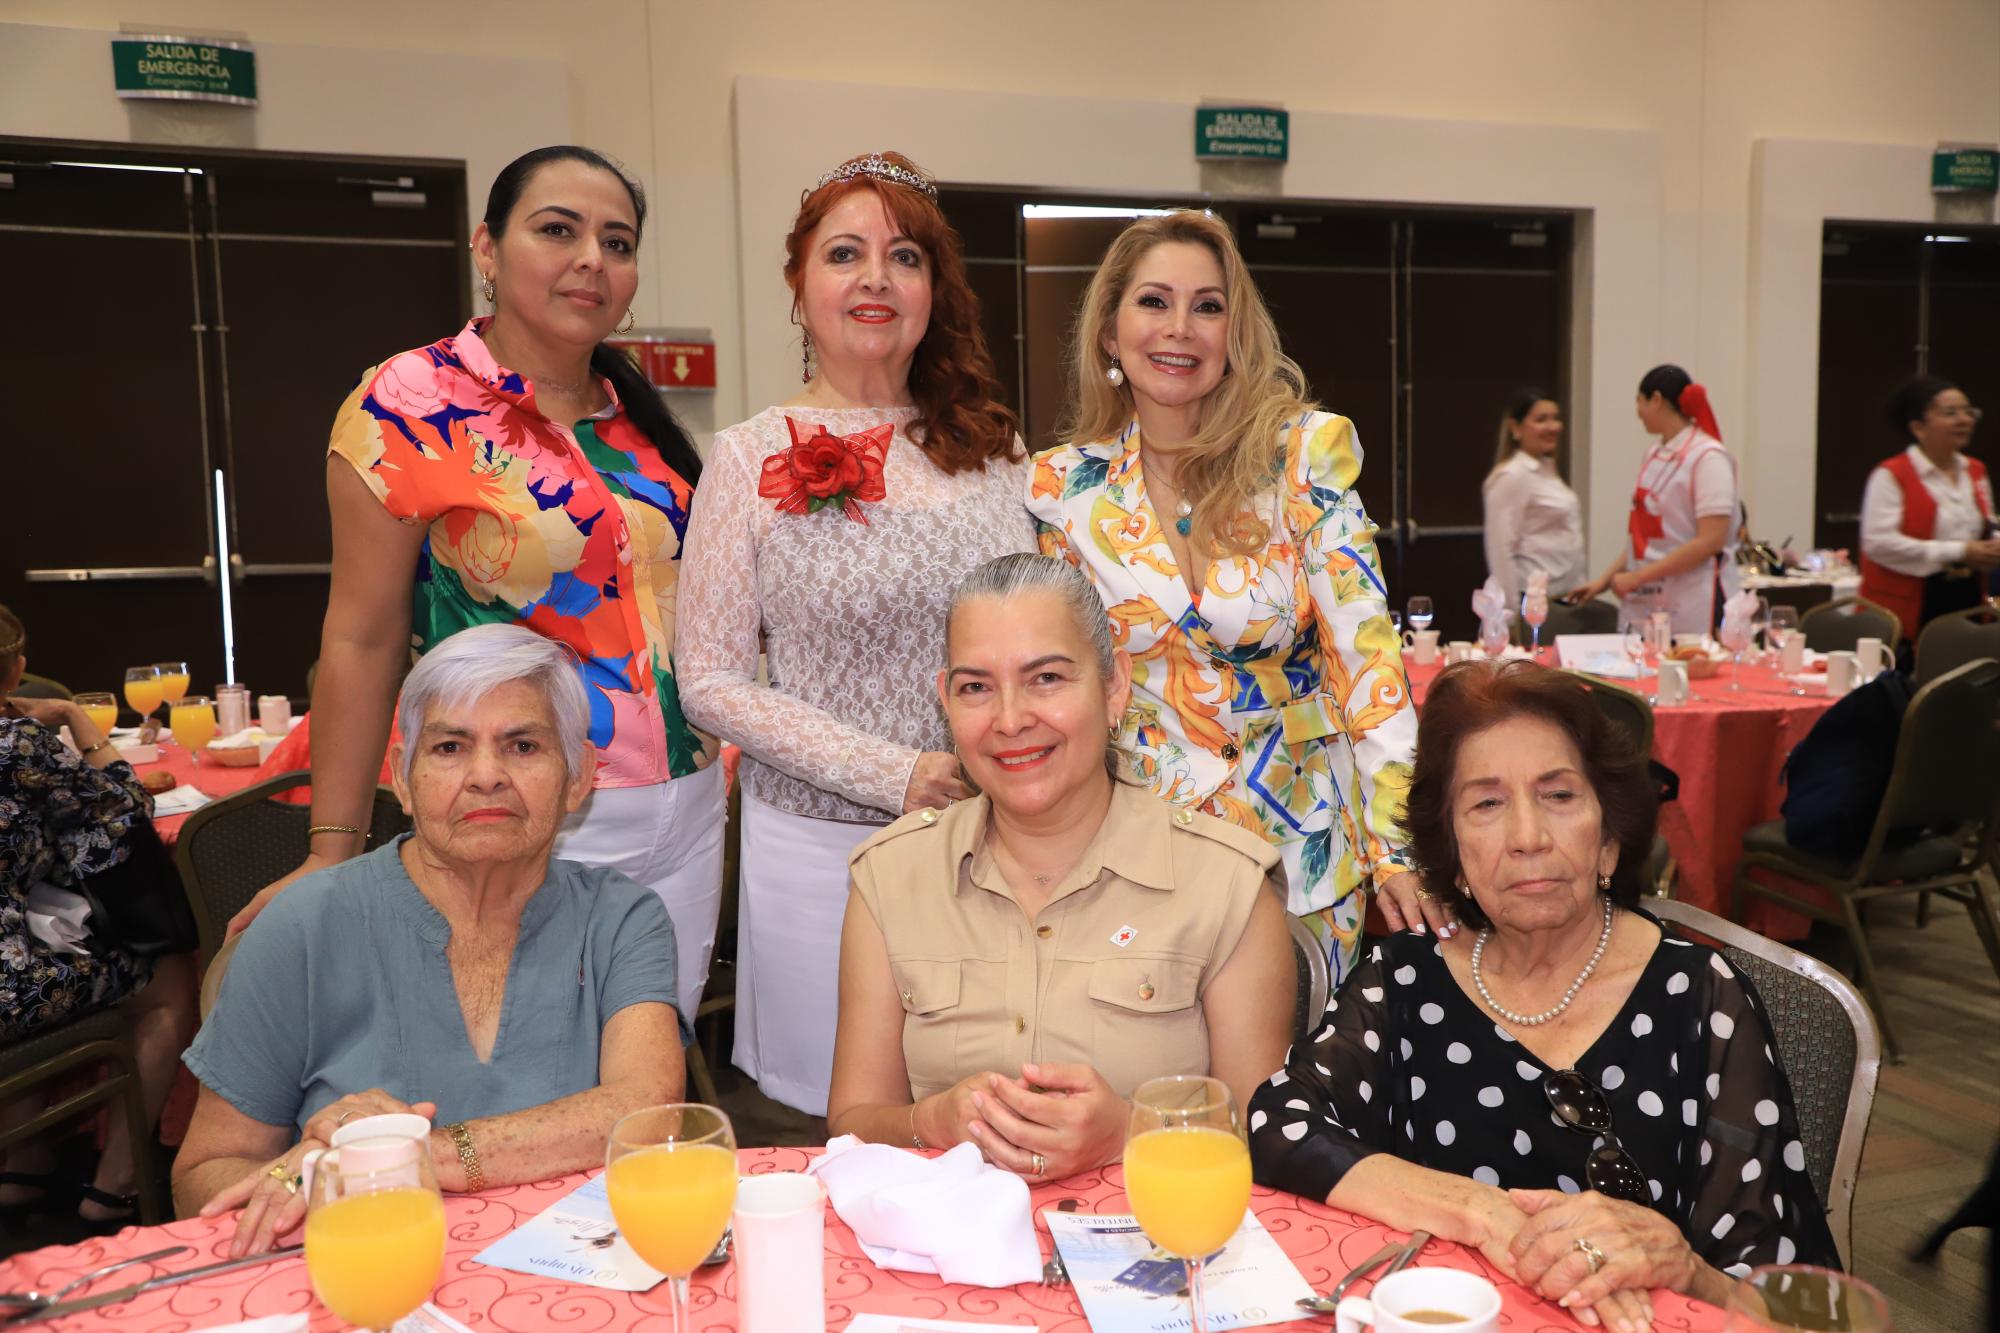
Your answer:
[1471,896,1615,1026]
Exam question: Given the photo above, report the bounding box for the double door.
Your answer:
[943,191,1573,638]
[0,139,468,709]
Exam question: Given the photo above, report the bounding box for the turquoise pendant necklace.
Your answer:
[1173,498,1193,537]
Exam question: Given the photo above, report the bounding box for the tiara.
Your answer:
[814,154,937,199]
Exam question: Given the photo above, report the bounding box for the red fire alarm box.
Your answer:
[609,328,716,391]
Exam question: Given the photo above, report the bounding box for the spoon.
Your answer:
[0,1247,191,1312]
[1295,1231,1430,1316]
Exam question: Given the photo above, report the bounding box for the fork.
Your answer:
[1039,1197,1082,1287]
[0,1246,191,1312]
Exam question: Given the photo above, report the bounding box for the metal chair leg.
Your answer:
[1834,891,1901,1063]
[686,1041,720,1107]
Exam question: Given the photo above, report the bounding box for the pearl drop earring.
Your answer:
[1106,357,1124,388]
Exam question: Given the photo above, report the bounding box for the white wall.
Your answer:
[5,0,1999,550]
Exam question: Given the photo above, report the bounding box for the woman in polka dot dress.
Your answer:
[1249,663,1837,1332]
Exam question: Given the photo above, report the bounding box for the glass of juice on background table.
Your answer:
[605,1104,737,1333]
[152,661,190,708]
[74,692,118,738]
[304,1134,445,1331]
[170,696,217,760]
[1124,1074,1252,1333]
[123,666,163,724]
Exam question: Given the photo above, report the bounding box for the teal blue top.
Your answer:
[184,837,683,1135]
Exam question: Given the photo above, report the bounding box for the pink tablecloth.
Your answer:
[0,1146,1724,1331]
[1408,659,1834,937]
[131,741,267,845]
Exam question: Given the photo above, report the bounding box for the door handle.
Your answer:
[25,565,209,583]
[238,562,332,576]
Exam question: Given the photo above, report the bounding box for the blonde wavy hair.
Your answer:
[1059,210,1314,557]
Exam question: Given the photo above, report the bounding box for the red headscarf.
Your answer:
[1677,383,1723,442]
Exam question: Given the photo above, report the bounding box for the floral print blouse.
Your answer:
[1029,413,1417,936]
[328,319,712,788]
[0,719,155,1042]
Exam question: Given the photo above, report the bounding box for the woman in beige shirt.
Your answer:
[828,554,1292,1181]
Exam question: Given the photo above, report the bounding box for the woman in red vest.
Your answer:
[1858,375,1999,641]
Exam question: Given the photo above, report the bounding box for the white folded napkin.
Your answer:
[197,1315,308,1333]
[150,786,213,816]
[24,881,93,956]
[808,1135,1042,1288]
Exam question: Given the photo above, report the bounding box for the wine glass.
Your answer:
[74,692,119,739]
[1406,596,1434,633]
[1388,611,1403,637]
[1767,605,1800,668]
[1522,590,1551,659]
[605,1104,737,1333]
[1718,613,1755,691]
[169,695,217,763]
[1723,1264,1893,1331]
[1478,609,1513,660]
[304,1135,445,1332]
[1622,625,1647,675]
[1125,1075,1251,1333]
[152,661,191,709]
[123,666,164,728]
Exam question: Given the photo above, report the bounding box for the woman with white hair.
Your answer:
[172,624,688,1256]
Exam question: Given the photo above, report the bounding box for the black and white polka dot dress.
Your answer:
[1247,912,1840,1275]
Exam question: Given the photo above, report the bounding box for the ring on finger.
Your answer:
[1573,1237,1607,1275]
[266,1163,301,1196]
[1030,1152,1047,1178]
[335,1109,357,1127]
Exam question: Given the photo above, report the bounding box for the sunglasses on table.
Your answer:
[1542,1068,1650,1204]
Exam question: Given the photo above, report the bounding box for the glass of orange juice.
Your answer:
[123,666,164,725]
[170,696,217,761]
[305,1135,445,1331]
[152,661,191,708]
[1124,1075,1251,1333]
[605,1104,737,1332]
[74,692,119,740]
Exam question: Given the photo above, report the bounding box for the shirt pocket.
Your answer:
[892,958,965,1099]
[1085,955,1207,1098]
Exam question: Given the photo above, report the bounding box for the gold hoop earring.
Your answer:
[614,308,636,335]
[480,274,495,304]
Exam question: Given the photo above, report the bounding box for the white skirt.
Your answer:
[734,791,880,1116]
[553,762,728,1025]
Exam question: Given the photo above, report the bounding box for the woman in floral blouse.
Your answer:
[679,152,1034,1115]
[230,147,726,1025]
[0,605,196,1227]
[1030,210,1446,983]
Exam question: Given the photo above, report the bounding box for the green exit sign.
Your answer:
[1196,107,1288,162]
[1932,147,1997,194]
[111,34,257,107]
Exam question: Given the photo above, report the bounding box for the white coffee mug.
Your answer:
[733,1172,826,1333]
[1825,650,1861,695]
[1336,1265,1502,1332]
[1855,636,1886,678]
[300,1119,431,1200]
[1656,658,1691,706]
[1780,636,1807,674]
[1445,640,1475,665]
[1403,628,1440,665]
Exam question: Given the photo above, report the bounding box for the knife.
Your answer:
[1383,1229,1431,1277]
[5,1246,303,1326]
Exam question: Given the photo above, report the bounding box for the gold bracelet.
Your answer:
[445,1120,484,1192]
[306,824,363,839]
[909,1103,926,1151]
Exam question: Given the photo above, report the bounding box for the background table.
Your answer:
[128,741,267,845]
[0,1145,1725,1331]
[1408,659,1835,938]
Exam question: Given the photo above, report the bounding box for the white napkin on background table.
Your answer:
[150,786,213,817]
[807,1136,1042,1288]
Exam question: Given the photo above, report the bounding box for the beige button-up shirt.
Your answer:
[849,781,1281,1102]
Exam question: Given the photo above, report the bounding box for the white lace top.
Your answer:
[678,405,1037,822]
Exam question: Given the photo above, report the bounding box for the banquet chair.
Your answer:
[1799,596,1900,656]
[1648,898,1879,1269]
[1734,658,2000,1061]
[0,1008,163,1224]
[1913,605,2000,687]
[172,771,411,959]
[1287,914,1331,1040]
[1514,596,1619,645]
[12,672,73,700]
[685,784,740,1106]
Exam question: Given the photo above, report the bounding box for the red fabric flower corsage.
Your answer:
[758,418,890,524]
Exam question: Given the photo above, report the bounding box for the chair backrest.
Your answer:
[1914,605,2000,687]
[172,771,410,957]
[1286,914,1330,1040]
[1863,657,2000,872]
[1646,897,1880,1268]
[1800,595,1901,654]
[13,672,73,700]
[1511,596,1621,645]
[1562,670,1655,756]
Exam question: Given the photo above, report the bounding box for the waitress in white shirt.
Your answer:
[1859,374,1999,642]
[1571,364,1739,634]
[1481,388,1587,609]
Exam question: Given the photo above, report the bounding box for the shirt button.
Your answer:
[1173,808,1196,827]
[1014,1016,1026,1034]
[919,809,938,825]
[1220,741,1241,762]
[1138,982,1156,1001]
[900,990,913,1005]
[1035,925,1052,938]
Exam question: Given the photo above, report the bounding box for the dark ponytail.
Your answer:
[484,146,702,485]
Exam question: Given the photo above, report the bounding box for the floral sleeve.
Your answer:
[0,719,152,887]
[1290,415,1418,878]
[1248,943,1396,1203]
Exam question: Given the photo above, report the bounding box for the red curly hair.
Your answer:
[783,152,1019,473]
